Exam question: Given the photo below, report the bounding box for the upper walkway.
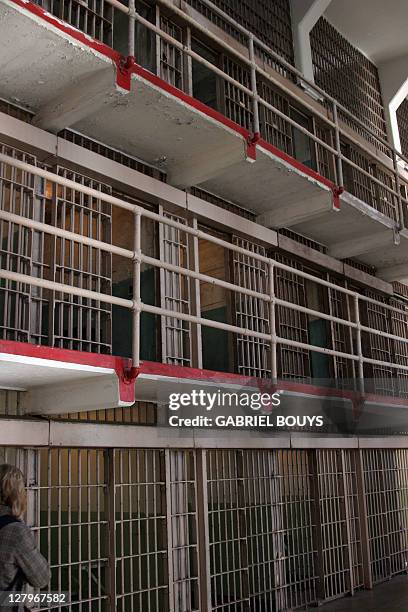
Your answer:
[1,0,408,281]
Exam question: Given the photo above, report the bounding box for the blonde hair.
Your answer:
[0,464,26,518]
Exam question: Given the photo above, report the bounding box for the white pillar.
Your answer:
[290,0,333,82]
[378,54,408,152]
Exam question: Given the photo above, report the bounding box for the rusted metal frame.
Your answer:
[355,449,373,590]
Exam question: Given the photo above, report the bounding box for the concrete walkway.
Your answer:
[319,575,408,611]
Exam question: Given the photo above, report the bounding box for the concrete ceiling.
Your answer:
[325,0,408,63]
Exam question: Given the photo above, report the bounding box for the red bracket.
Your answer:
[331,185,344,210]
[115,56,135,91]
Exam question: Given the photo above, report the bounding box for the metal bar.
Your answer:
[132,212,141,368]
[155,0,408,166]
[392,149,405,229]
[269,262,277,381]
[105,448,116,612]
[340,450,355,595]
[248,34,260,137]
[310,450,326,602]
[0,208,133,259]
[355,449,373,590]
[333,101,344,187]
[341,154,403,204]
[0,268,132,309]
[4,265,408,376]
[128,0,136,58]
[354,296,365,394]
[165,449,175,612]
[0,152,405,315]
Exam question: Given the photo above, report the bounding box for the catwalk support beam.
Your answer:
[290,0,332,83]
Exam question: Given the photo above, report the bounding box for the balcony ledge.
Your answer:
[2,340,407,434]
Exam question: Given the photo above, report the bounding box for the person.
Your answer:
[0,464,50,611]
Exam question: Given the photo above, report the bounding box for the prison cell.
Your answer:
[390,299,408,398]
[46,167,112,354]
[2,146,408,397]
[1,439,408,611]
[167,450,200,612]
[160,212,192,366]
[34,0,114,46]
[222,57,253,131]
[113,449,168,612]
[310,17,387,144]
[314,123,337,183]
[315,450,363,600]
[184,0,294,66]
[206,449,318,611]
[362,449,408,584]
[198,226,232,373]
[362,292,395,396]
[274,255,311,382]
[160,15,184,90]
[259,82,293,156]
[232,237,270,379]
[327,277,356,387]
[0,144,37,343]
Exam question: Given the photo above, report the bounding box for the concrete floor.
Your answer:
[318,574,408,611]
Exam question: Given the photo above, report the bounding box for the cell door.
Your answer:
[274,254,311,382]
[0,144,48,344]
[46,167,112,353]
[159,212,192,366]
[232,236,270,378]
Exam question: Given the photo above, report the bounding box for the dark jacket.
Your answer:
[0,504,50,611]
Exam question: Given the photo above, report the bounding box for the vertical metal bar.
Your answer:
[185,27,193,97]
[196,450,211,612]
[332,101,344,188]
[355,449,373,590]
[310,450,325,603]
[165,450,175,612]
[105,448,117,612]
[268,262,277,381]
[248,34,260,137]
[354,295,365,395]
[340,450,355,595]
[128,0,136,58]
[133,212,141,368]
[392,149,405,229]
[189,218,203,369]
